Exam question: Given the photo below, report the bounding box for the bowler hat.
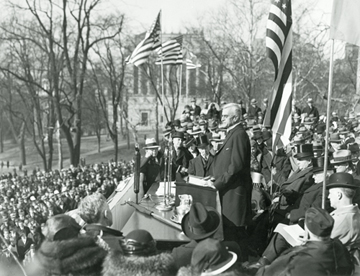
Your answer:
[196,134,210,149]
[327,172,359,189]
[312,156,333,174]
[305,207,334,237]
[191,238,237,276]
[181,202,221,241]
[294,144,313,160]
[120,229,157,256]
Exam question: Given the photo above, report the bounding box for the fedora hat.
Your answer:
[190,125,202,135]
[338,126,349,135]
[327,172,359,189]
[143,138,159,149]
[297,126,307,134]
[250,98,257,105]
[348,143,360,153]
[292,134,306,145]
[199,119,207,126]
[330,150,353,164]
[303,117,314,125]
[262,129,272,141]
[316,123,326,135]
[312,156,333,174]
[210,133,223,142]
[196,134,210,149]
[172,131,185,140]
[191,238,237,276]
[252,131,263,141]
[42,214,81,242]
[293,113,301,120]
[163,125,173,136]
[181,202,221,241]
[294,144,313,160]
[312,140,323,152]
[329,133,342,143]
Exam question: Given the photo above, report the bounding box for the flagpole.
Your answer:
[159,10,166,121]
[322,39,335,210]
[179,63,183,98]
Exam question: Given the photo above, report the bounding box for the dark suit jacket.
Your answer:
[188,154,214,177]
[289,182,331,223]
[248,105,262,118]
[213,124,253,227]
[279,167,314,209]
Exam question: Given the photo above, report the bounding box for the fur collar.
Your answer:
[102,250,177,276]
[36,236,107,276]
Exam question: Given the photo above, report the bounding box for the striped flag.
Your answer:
[186,51,201,70]
[264,0,293,151]
[155,36,183,65]
[127,12,161,67]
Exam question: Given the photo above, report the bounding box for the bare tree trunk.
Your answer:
[19,122,26,166]
[97,131,101,153]
[57,121,63,170]
[355,47,360,113]
[0,111,3,153]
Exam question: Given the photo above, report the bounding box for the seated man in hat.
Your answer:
[140,138,162,195]
[327,172,360,272]
[171,202,242,269]
[188,134,215,178]
[78,193,123,251]
[249,156,334,268]
[255,207,354,276]
[275,144,315,213]
[103,229,177,276]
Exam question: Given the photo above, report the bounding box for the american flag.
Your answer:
[185,51,201,70]
[127,12,161,67]
[155,36,183,65]
[264,0,292,151]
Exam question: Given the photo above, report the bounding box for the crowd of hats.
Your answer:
[0,160,133,260]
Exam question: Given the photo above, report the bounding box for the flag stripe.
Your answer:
[264,0,293,151]
[127,12,161,67]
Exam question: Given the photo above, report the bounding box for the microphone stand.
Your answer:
[155,139,172,211]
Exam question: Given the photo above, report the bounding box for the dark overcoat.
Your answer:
[213,124,253,227]
[187,154,214,177]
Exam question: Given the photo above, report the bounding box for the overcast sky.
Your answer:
[105,0,332,33]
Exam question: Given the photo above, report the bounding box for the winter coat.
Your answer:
[102,250,177,276]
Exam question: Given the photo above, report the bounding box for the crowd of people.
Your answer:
[0,160,133,271]
[1,96,360,275]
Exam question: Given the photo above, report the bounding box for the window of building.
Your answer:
[141,112,149,126]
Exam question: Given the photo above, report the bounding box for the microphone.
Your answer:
[134,145,140,195]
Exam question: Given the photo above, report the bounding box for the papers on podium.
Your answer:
[156,182,176,196]
[274,223,305,247]
[188,175,211,186]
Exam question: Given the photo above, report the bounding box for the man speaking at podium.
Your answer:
[206,103,253,259]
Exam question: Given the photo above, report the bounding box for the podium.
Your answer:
[175,182,218,209]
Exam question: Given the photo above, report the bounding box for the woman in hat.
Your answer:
[188,134,215,177]
[103,229,177,276]
[25,214,107,276]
